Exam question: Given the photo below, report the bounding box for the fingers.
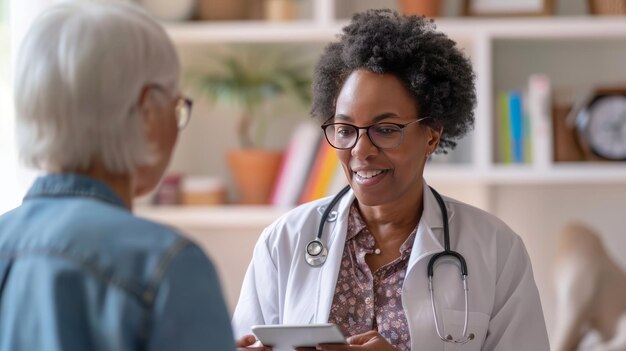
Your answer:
[297,332,391,351]
[314,335,376,351]
[236,335,257,347]
[235,335,272,350]
[346,330,380,345]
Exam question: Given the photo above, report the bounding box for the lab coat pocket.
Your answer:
[442,309,490,351]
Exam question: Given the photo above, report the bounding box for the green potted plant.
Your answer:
[195,46,311,204]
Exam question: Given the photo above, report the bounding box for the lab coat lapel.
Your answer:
[402,183,459,349]
[407,182,455,273]
[313,183,456,322]
[314,190,355,323]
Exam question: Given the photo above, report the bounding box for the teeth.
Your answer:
[355,170,384,179]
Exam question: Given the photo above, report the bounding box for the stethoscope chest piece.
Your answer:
[305,185,474,344]
[305,239,328,267]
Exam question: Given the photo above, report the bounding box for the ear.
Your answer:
[425,126,442,155]
[137,85,155,121]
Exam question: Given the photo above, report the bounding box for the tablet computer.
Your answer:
[252,323,347,350]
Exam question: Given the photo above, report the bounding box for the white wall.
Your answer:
[0,9,20,213]
[491,184,626,337]
[2,0,61,212]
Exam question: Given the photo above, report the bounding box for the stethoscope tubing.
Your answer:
[427,188,468,277]
[305,184,474,344]
[316,185,351,242]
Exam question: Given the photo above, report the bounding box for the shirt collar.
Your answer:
[420,180,455,230]
[24,173,127,209]
[345,180,454,232]
[346,201,367,241]
[407,180,457,264]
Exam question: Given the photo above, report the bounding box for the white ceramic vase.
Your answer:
[141,0,196,21]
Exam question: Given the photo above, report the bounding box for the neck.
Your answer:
[357,181,424,244]
[59,163,134,210]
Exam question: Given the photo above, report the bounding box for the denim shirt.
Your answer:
[0,174,235,351]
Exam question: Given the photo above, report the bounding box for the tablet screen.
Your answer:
[252,323,347,350]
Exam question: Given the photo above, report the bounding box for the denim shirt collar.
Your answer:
[24,173,127,209]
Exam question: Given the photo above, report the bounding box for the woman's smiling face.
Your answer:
[333,69,440,207]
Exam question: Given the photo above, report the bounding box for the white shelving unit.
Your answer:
[160,15,626,201]
[166,16,626,43]
[141,7,626,327]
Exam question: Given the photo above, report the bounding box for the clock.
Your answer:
[576,90,626,161]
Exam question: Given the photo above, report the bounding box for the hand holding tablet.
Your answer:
[252,323,347,350]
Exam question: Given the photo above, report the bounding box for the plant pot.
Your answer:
[264,0,297,22]
[398,0,442,18]
[227,149,283,204]
[588,0,626,15]
[198,0,249,20]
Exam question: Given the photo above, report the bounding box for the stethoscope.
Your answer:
[305,185,475,344]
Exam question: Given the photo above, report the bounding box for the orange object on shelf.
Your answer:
[181,176,226,206]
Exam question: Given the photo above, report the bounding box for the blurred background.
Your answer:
[2,0,626,347]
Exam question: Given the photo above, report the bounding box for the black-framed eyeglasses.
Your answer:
[321,117,429,150]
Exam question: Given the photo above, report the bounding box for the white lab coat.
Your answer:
[232,183,549,351]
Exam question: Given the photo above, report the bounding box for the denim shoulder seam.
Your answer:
[24,191,125,209]
[0,249,147,306]
[141,238,192,307]
[136,237,191,347]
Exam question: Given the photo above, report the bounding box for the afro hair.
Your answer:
[311,9,476,152]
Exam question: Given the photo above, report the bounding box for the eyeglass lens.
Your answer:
[323,123,405,149]
[175,98,193,129]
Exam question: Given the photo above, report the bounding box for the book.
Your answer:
[270,122,322,207]
[326,162,348,197]
[524,97,532,164]
[527,74,552,168]
[298,141,340,204]
[509,91,525,163]
[498,91,512,163]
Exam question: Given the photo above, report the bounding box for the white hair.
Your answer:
[14,0,180,173]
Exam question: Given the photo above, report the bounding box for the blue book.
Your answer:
[508,91,524,164]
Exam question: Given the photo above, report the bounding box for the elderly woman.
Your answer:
[233,9,549,351]
[0,1,234,350]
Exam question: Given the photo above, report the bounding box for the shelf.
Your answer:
[164,17,626,44]
[164,20,338,44]
[424,163,478,182]
[136,163,626,229]
[136,205,289,229]
[488,163,626,184]
[424,163,626,184]
[163,14,626,193]
[471,17,626,39]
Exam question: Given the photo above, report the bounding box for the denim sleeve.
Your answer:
[146,242,235,351]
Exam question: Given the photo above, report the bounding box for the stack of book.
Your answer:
[497,74,552,167]
[270,122,347,207]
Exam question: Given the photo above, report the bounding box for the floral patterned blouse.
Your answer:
[328,201,417,351]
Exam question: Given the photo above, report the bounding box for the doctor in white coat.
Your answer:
[233,9,549,351]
